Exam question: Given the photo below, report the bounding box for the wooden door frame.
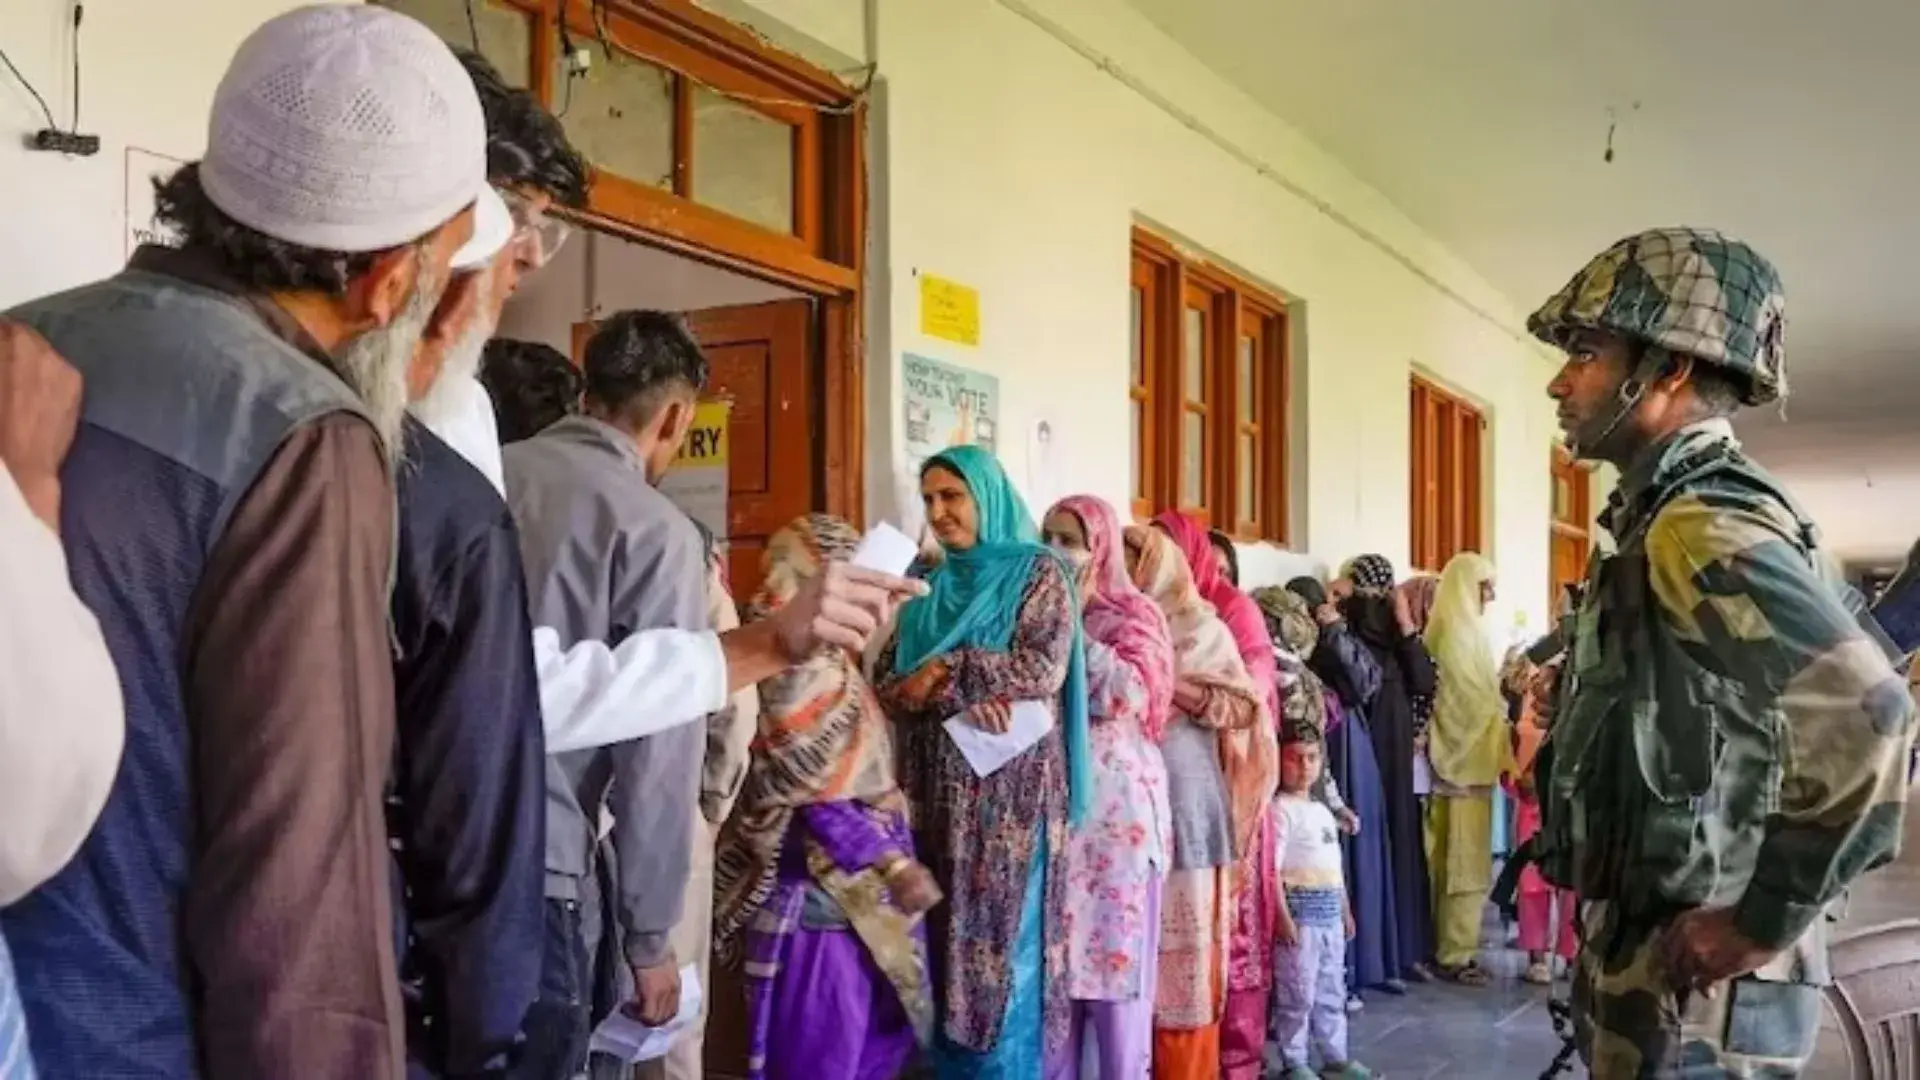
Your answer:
[474,0,869,524]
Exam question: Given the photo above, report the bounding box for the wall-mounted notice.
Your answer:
[919,273,980,347]
[125,147,188,258]
[902,353,999,470]
[658,400,731,543]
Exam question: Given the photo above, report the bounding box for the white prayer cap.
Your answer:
[200,4,487,255]
[452,186,513,272]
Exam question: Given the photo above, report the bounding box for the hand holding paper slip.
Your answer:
[851,521,920,578]
[943,700,1054,777]
[588,964,704,1064]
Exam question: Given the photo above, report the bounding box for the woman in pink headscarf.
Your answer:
[1151,512,1277,1080]
[1043,496,1174,1079]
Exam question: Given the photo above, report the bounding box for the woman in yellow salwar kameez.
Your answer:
[1419,552,1511,986]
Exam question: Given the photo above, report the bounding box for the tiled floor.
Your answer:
[1305,789,1918,1079]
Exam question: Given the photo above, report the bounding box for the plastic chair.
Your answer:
[1822,918,1920,1078]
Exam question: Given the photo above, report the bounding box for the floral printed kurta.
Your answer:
[876,558,1075,1060]
[1063,639,1172,1001]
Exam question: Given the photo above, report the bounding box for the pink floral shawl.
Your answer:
[1053,495,1175,742]
[1154,512,1278,722]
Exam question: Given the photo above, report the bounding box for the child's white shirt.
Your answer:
[1272,792,1344,891]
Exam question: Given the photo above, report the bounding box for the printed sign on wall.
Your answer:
[658,400,731,543]
[919,273,980,347]
[902,353,999,471]
[125,147,188,258]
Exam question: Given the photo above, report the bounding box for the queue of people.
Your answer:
[1,6,1913,1080]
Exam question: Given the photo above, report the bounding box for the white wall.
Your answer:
[0,0,305,308]
[722,0,1568,629]
[496,230,802,353]
[1,0,1572,631]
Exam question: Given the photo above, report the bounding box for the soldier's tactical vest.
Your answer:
[1534,438,1883,950]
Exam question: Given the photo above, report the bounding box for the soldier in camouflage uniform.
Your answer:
[1527,227,1917,1078]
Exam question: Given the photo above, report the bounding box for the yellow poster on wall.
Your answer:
[660,400,731,541]
[919,273,981,347]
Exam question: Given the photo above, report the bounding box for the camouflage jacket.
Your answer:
[1543,420,1915,964]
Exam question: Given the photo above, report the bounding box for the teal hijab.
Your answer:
[894,445,1093,825]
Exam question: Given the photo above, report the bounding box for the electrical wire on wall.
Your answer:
[7,1,96,155]
[0,43,57,131]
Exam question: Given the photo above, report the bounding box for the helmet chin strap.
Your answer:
[1564,350,1678,458]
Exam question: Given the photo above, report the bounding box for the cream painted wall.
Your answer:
[0,0,305,308]
[720,0,1570,629]
[0,0,1574,631]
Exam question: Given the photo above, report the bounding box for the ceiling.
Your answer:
[1125,0,1920,560]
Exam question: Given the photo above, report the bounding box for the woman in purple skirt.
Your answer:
[712,515,940,1080]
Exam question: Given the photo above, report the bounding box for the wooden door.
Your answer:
[572,298,816,604]
[682,298,815,603]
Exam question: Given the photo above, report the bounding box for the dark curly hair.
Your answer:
[454,48,588,207]
[1281,716,1323,748]
[151,163,397,296]
[583,310,709,430]
[480,338,581,443]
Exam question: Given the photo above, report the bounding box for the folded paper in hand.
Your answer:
[851,522,919,578]
[943,700,1053,778]
[588,964,703,1064]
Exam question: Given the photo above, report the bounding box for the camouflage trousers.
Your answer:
[1570,904,1822,1078]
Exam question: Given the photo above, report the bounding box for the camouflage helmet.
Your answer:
[1527,227,1787,406]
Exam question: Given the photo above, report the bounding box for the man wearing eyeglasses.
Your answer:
[386,48,590,1080]
[394,48,928,1080]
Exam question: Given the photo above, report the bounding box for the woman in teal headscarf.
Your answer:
[875,445,1091,1080]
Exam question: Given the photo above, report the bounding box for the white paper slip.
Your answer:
[1411,749,1434,796]
[851,522,920,578]
[587,964,704,1064]
[942,700,1054,778]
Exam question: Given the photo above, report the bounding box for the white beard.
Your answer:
[410,296,496,436]
[336,258,447,459]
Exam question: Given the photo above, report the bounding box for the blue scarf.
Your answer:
[894,446,1092,825]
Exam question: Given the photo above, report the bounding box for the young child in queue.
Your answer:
[1270,718,1374,1080]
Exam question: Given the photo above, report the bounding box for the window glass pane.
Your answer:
[1183,307,1206,402]
[691,85,795,233]
[1182,412,1204,507]
[1130,286,1144,385]
[1131,400,1145,498]
[1238,434,1257,523]
[1237,335,1255,423]
[557,46,675,190]
[377,0,531,88]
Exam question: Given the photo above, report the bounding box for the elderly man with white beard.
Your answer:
[391,53,933,1080]
[380,48,588,1080]
[0,6,486,1079]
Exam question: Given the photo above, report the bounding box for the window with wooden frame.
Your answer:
[1409,376,1486,571]
[1130,228,1291,541]
[375,0,863,293]
[1549,445,1593,601]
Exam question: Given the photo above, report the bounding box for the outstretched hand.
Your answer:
[773,561,927,659]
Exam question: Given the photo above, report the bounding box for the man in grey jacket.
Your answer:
[503,309,713,1078]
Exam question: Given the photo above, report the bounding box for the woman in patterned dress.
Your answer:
[874,446,1093,1079]
[1151,513,1280,1080]
[1125,524,1273,1080]
[710,514,939,1080]
[1043,495,1175,1078]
